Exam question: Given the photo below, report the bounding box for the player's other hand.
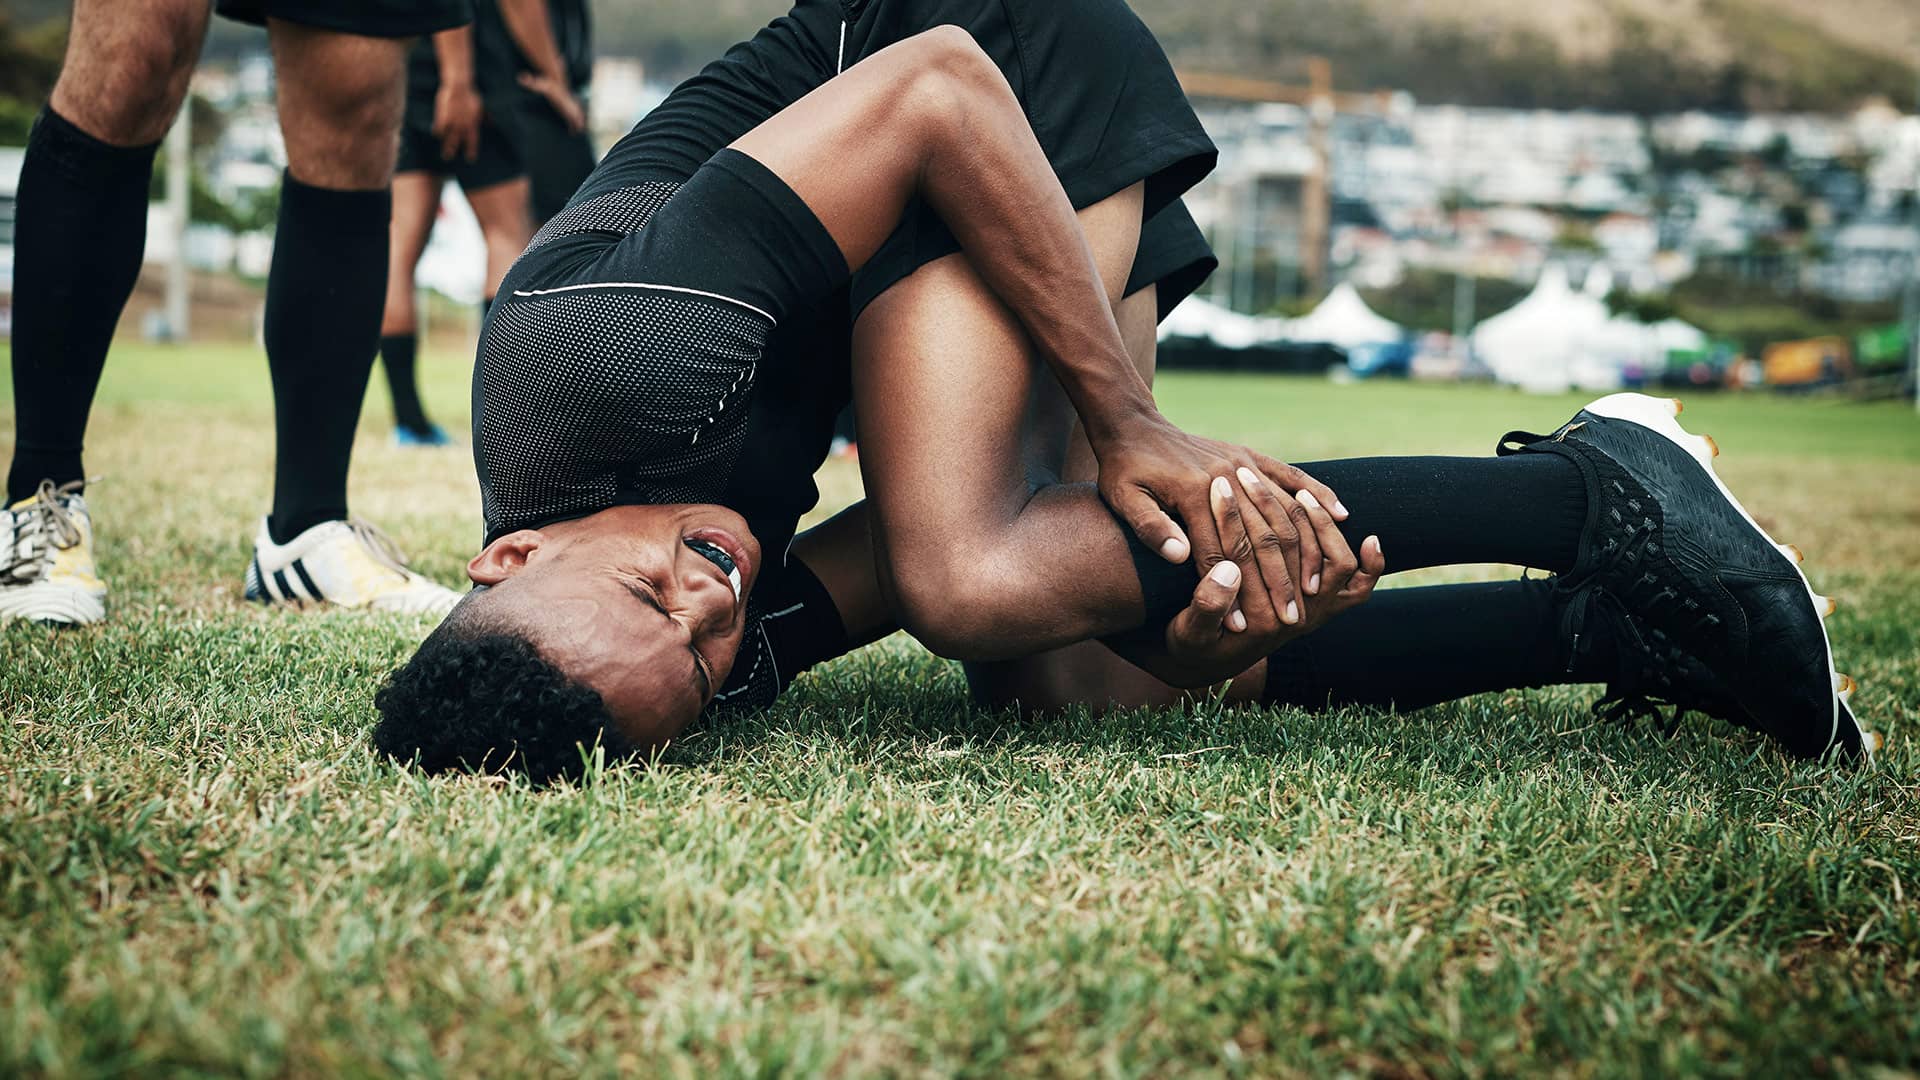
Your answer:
[519,72,587,134]
[434,80,484,163]
[1093,411,1347,628]
[1152,495,1383,690]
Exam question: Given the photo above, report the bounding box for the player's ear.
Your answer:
[468,530,548,585]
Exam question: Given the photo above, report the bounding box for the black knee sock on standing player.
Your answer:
[265,173,390,543]
[6,108,160,503]
[378,333,433,435]
[1263,577,1618,710]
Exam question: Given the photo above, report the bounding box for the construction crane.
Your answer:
[1177,60,1393,300]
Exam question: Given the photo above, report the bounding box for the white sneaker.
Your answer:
[0,480,108,626]
[244,517,459,616]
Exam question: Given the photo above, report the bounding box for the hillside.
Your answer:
[593,0,1919,113]
[4,0,1916,113]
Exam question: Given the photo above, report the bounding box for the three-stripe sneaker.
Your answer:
[1501,393,1875,761]
[245,517,458,615]
[0,480,108,626]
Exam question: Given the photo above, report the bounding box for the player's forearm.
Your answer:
[497,0,570,83]
[431,26,477,87]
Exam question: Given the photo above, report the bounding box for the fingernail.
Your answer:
[1209,560,1239,586]
[1161,537,1189,561]
[1371,536,1383,557]
[1212,476,1232,501]
[1296,489,1321,511]
[1308,573,1321,594]
[1228,609,1247,632]
[1334,500,1350,518]
[1236,466,1262,489]
[1285,601,1300,624]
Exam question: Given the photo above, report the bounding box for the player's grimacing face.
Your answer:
[470,504,764,748]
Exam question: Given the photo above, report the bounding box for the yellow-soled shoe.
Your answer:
[244,516,458,616]
[0,480,107,626]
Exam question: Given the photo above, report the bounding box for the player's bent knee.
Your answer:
[896,26,1002,124]
[886,554,1009,661]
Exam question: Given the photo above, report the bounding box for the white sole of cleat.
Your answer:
[0,581,107,626]
[1584,392,1874,760]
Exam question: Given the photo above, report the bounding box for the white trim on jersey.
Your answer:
[510,281,778,324]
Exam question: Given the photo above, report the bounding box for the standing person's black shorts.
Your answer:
[475,0,598,222]
[491,99,597,222]
[395,38,526,191]
[215,0,470,37]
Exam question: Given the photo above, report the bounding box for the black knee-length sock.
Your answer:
[1130,452,1591,633]
[1298,454,1588,574]
[378,333,433,435]
[264,173,391,543]
[6,108,160,503]
[1263,577,1618,711]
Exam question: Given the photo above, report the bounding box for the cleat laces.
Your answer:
[1,480,85,585]
[346,517,418,579]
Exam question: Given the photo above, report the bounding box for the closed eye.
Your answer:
[624,580,712,701]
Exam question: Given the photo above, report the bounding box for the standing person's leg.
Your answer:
[261,22,405,540]
[241,21,457,614]
[379,171,444,442]
[496,97,595,227]
[2,0,208,626]
[465,176,535,307]
[384,173,530,446]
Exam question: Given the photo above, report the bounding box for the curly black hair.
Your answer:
[371,596,631,785]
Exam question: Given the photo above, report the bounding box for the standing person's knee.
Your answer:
[271,26,406,189]
[50,0,205,146]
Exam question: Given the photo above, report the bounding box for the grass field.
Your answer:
[4,341,1919,1077]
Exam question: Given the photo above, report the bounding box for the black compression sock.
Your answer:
[264,173,390,544]
[7,108,160,503]
[378,333,433,435]
[1262,577,1617,711]
[1298,454,1587,574]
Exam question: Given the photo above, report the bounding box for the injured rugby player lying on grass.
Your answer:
[368,2,1875,782]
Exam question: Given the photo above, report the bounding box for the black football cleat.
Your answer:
[1503,393,1876,761]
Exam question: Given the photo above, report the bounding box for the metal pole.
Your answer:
[1908,63,1920,411]
[164,100,191,344]
[1452,265,1476,346]
[1302,56,1333,299]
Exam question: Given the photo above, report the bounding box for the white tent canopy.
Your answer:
[1282,283,1405,347]
[1158,296,1290,349]
[1474,265,1712,392]
[1472,264,1612,392]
